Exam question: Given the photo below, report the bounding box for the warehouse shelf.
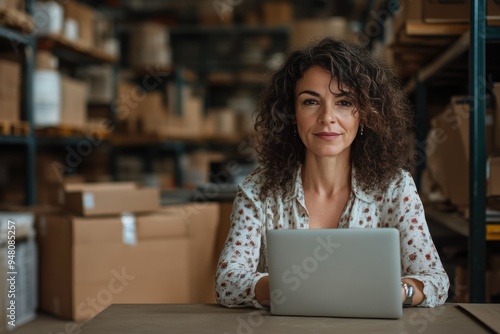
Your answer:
[403,0,500,303]
[37,34,117,64]
[170,26,289,36]
[0,25,32,45]
[0,0,36,205]
[0,135,29,145]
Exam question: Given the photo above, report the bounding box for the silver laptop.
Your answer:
[267,228,402,319]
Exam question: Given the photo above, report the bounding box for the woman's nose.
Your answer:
[319,105,336,124]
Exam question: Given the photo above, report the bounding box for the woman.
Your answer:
[215,38,450,309]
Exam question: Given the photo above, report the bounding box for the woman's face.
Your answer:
[295,66,360,160]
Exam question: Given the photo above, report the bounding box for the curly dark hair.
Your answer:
[254,37,415,197]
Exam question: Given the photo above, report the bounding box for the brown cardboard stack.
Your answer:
[63,1,95,48]
[426,96,495,208]
[0,59,21,121]
[398,0,500,25]
[454,253,500,303]
[34,68,87,127]
[37,185,222,321]
[117,81,204,139]
[290,17,348,50]
[37,182,182,321]
[261,1,293,26]
[0,0,24,11]
[129,23,171,68]
[423,0,469,23]
[488,157,500,197]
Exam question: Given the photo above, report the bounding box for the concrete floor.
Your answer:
[11,314,82,334]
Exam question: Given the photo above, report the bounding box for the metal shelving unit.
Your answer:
[405,0,500,303]
[0,0,36,205]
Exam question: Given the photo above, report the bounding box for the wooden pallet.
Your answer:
[0,8,34,34]
[0,120,29,136]
[35,124,111,138]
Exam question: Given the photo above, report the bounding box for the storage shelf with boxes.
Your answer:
[385,1,500,303]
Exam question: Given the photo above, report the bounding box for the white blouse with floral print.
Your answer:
[215,167,450,309]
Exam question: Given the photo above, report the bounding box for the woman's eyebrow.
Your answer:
[297,90,320,97]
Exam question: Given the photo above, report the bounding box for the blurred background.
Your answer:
[0,0,500,332]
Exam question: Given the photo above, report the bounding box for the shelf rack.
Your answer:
[402,0,500,303]
[0,0,36,205]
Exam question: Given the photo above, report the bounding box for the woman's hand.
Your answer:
[401,278,425,306]
[255,276,270,307]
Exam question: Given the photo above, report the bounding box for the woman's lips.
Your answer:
[314,132,341,140]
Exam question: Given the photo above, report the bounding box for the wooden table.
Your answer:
[80,303,498,334]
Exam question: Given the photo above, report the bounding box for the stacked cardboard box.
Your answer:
[425,95,496,208]
[34,1,114,54]
[129,23,171,68]
[290,17,348,50]
[0,60,21,122]
[37,183,223,321]
[0,0,24,11]
[394,0,500,25]
[261,1,293,27]
[117,81,206,139]
[454,253,500,303]
[34,69,87,127]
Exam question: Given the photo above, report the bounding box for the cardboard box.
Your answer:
[0,0,24,11]
[0,100,20,122]
[426,97,495,207]
[423,0,469,23]
[451,96,494,162]
[160,202,221,303]
[37,211,191,321]
[493,83,500,153]
[198,1,233,25]
[488,157,500,197]
[262,1,293,26]
[82,65,113,104]
[63,1,95,48]
[61,182,160,216]
[426,104,469,207]
[489,0,500,20]
[34,71,87,127]
[36,50,58,70]
[0,59,21,99]
[291,18,348,50]
[0,59,21,121]
[129,23,171,67]
[61,75,87,127]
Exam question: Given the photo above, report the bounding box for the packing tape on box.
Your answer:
[121,213,137,246]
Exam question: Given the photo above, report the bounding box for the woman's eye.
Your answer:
[303,99,318,106]
[338,100,352,107]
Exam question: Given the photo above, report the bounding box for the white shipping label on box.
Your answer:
[121,213,137,246]
[34,70,61,126]
[83,192,95,210]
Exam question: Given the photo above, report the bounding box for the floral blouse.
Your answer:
[215,167,450,309]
